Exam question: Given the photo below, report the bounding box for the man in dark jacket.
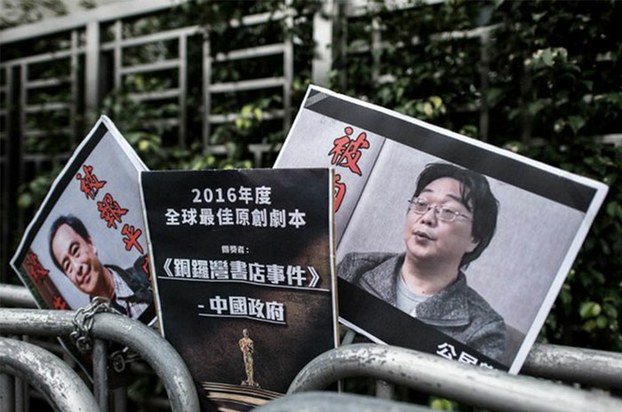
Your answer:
[339,163,506,361]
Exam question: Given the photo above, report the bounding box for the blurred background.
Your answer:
[1,0,621,401]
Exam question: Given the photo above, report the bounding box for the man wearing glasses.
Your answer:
[338,162,506,361]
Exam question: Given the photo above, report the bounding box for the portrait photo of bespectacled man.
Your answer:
[339,162,506,362]
[274,85,609,374]
[49,214,154,320]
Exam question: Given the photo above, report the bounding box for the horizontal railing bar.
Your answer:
[205,144,227,154]
[24,102,71,113]
[248,143,281,153]
[255,391,432,412]
[21,153,71,162]
[208,113,238,123]
[23,127,72,138]
[0,285,38,308]
[143,118,180,128]
[209,77,285,93]
[0,308,200,412]
[288,343,622,412]
[2,285,622,393]
[595,133,622,145]
[230,10,287,27]
[22,338,67,358]
[348,24,500,56]
[208,109,285,124]
[25,78,71,89]
[345,0,445,18]
[213,43,286,62]
[101,26,198,50]
[120,60,180,75]
[0,0,174,44]
[3,49,81,66]
[521,343,622,390]
[128,88,181,102]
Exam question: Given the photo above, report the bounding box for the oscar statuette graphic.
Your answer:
[239,329,259,387]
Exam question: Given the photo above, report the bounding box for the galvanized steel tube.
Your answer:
[0,337,99,412]
[0,372,15,412]
[288,343,622,412]
[93,339,109,411]
[0,284,37,308]
[522,343,622,390]
[255,391,432,412]
[0,308,200,412]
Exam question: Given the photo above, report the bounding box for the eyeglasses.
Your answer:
[408,197,472,222]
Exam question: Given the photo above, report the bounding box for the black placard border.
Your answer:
[306,89,595,213]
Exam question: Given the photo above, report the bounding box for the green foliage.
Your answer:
[17,165,63,210]
[430,397,457,411]
[100,88,252,171]
[3,1,621,411]
[6,0,622,361]
[0,0,67,29]
[329,0,622,354]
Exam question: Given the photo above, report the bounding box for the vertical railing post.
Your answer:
[283,0,294,132]
[178,34,188,147]
[114,20,123,89]
[85,20,101,125]
[113,386,128,412]
[0,373,15,412]
[17,63,27,235]
[312,0,334,87]
[1,65,17,285]
[202,37,211,152]
[333,2,349,91]
[479,29,490,142]
[93,338,109,411]
[70,29,80,145]
[371,14,381,85]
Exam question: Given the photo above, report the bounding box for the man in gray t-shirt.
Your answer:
[338,162,507,362]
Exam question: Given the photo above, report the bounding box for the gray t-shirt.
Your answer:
[396,273,430,316]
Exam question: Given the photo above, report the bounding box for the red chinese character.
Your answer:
[328,126,370,176]
[75,164,106,200]
[97,193,128,229]
[53,295,68,310]
[121,224,144,254]
[142,256,151,276]
[24,250,49,283]
[334,173,347,212]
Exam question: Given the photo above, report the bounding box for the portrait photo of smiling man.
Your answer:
[49,214,153,320]
[338,162,506,361]
[10,115,162,377]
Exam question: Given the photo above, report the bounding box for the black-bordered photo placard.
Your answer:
[275,85,608,373]
[10,116,156,378]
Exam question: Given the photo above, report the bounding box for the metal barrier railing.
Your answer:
[3,283,622,411]
[288,343,622,412]
[255,391,433,412]
[0,337,100,412]
[0,284,38,308]
[522,343,622,390]
[4,282,622,392]
[0,305,200,412]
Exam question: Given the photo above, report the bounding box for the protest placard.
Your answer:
[11,115,156,377]
[141,168,338,410]
[275,86,608,373]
